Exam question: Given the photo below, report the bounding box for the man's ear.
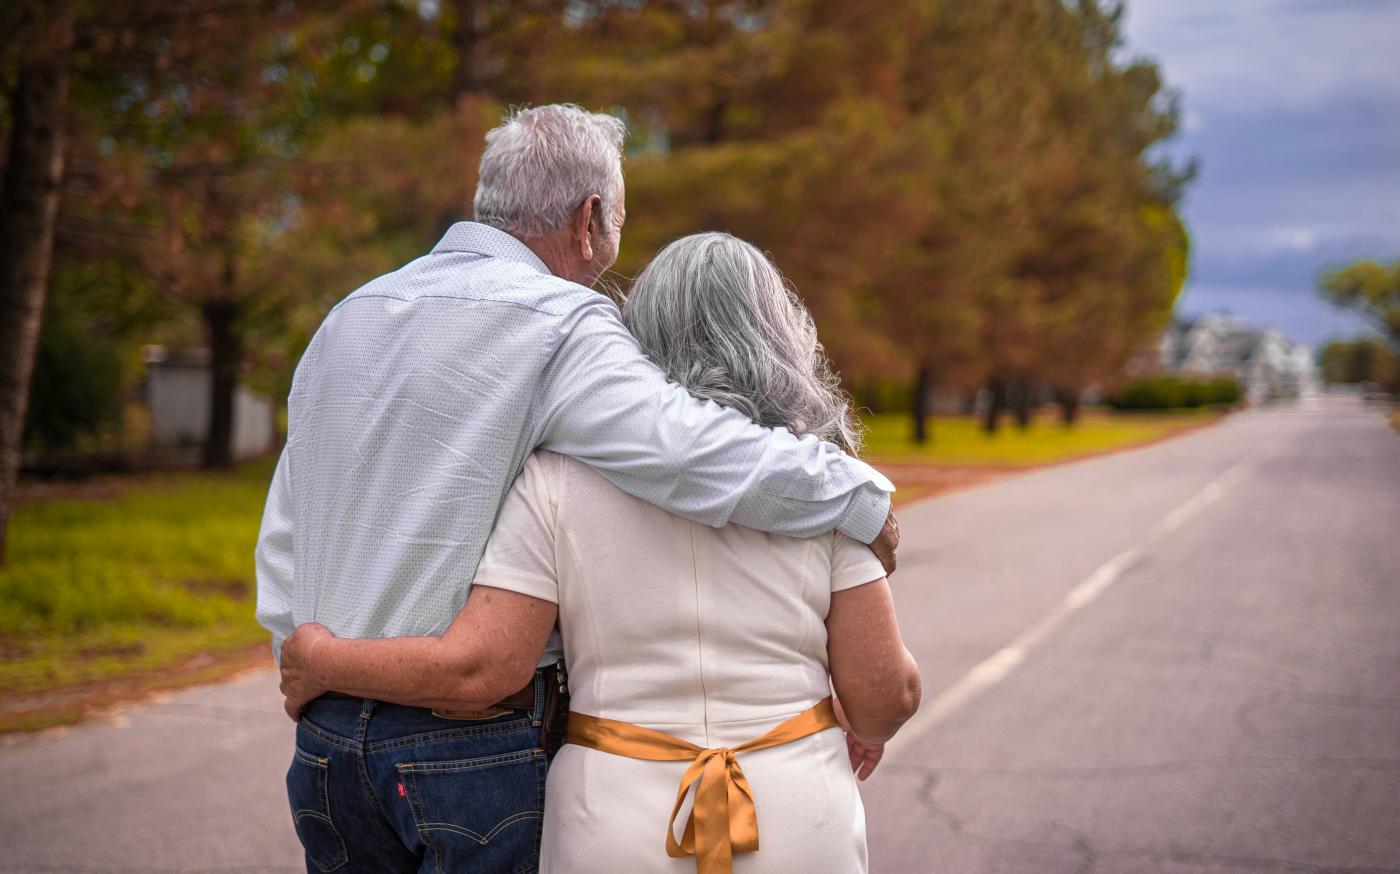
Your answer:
[573,195,602,262]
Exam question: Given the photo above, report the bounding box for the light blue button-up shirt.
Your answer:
[255,223,893,660]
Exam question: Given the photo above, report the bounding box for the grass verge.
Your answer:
[1,460,275,731]
[862,409,1223,467]
[863,409,1225,503]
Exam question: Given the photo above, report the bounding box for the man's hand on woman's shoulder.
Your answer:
[869,507,900,576]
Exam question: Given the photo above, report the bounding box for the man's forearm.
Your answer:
[539,305,895,540]
[310,637,502,710]
[727,479,892,543]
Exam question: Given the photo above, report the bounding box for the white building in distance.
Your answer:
[143,346,275,462]
[1159,314,1318,404]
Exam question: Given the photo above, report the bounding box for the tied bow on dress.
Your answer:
[565,697,840,874]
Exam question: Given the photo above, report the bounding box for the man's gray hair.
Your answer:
[623,232,863,453]
[473,104,626,239]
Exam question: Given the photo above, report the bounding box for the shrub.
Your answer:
[1107,375,1241,411]
[23,313,125,451]
[1204,376,1243,406]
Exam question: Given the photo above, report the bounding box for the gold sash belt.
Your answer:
[565,697,839,874]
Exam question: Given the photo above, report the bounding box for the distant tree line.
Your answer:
[1315,258,1400,395]
[0,0,1192,562]
[1318,338,1397,390]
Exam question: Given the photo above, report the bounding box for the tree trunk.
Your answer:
[1057,387,1081,426]
[270,389,284,451]
[0,4,75,565]
[1012,379,1034,430]
[912,363,932,445]
[862,377,879,415]
[451,0,492,218]
[981,377,1006,434]
[201,300,241,469]
[451,0,491,102]
[702,99,728,145]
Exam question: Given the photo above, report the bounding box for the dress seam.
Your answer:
[688,522,711,747]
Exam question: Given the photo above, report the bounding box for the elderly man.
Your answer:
[255,104,896,874]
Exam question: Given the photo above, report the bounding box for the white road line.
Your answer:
[884,447,1270,759]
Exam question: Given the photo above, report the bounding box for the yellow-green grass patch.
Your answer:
[861,409,1223,468]
[1,460,276,729]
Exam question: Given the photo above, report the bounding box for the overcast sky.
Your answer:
[1121,0,1400,347]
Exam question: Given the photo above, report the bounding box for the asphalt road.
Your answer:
[867,395,1400,873]
[1,395,1396,873]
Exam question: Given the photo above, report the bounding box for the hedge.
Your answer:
[1107,375,1242,410]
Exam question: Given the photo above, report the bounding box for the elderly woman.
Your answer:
[280,233,921,873]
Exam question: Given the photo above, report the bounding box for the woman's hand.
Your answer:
[279,622,334,722]
[844,732,885,781]
[833,695,885,781]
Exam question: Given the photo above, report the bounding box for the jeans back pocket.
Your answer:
[398,748,547,874]
[286,745,350,872]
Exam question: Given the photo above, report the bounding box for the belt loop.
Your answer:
[533,668,547,722]
[357,698,375,746]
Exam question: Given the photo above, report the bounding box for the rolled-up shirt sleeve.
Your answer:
[533,300,893,543]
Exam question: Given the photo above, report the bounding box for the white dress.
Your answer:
[474,450,887,874]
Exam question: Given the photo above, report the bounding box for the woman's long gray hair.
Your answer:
[623,232,863,453]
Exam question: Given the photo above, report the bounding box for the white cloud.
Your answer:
[1123,0,1400,112]
[1266,226,1321,252]
[1208,223,1367,255]
[1123,0,1400,343]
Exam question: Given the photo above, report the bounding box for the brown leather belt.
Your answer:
[320,677,536,711]
[491,681,537,711]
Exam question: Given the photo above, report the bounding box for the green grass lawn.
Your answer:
[0,460,276,728]
[861,408,1222,467]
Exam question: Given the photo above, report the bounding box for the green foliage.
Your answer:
[20,260,175,451]
[1204,376,1244,406]
[23,310,124,452]
[1319,336,1398,387]
[1319,258,1400,347]
[1107,375,1241,411]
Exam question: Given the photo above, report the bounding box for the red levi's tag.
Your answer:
[397,782,406,798]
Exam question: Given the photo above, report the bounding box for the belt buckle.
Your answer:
[431,706,512,721]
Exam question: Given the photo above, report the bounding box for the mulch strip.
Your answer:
[0,644,273,735]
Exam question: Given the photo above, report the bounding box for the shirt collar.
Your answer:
[431,222,552,275]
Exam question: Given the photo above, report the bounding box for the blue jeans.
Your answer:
[286,673,549,874]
